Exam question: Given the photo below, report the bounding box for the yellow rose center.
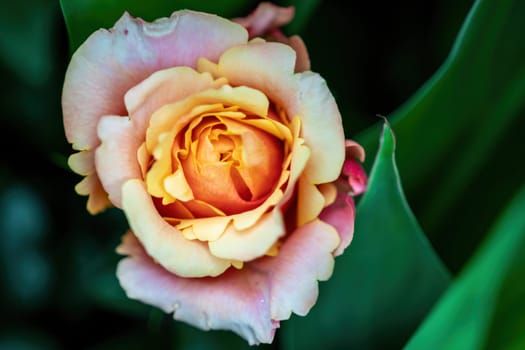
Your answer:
[141,85,293,221]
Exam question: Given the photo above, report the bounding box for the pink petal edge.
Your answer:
[117,219,340,344]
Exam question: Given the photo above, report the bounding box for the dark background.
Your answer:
[1,0,504,348]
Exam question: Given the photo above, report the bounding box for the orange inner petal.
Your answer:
[146,102,288,218]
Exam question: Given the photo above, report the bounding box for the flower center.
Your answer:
[180,115,284,214]
[144,96,292,219]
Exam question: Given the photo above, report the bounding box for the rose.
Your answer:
[63,3,366,345]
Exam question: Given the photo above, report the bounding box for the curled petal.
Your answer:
[344,159,368,196]
[295,72,345,184]
[121,179,232,277]
[233,2,294,38]
[209,210,285,261]
[320,194,356,256]
[345,139,365,162]
[68,150,95,176]
[232,3,310,72]
[117,232,277,345]
[343,140,367,196]
[208,41,298,110]
[288,35,311,72]
[74,173,111,214]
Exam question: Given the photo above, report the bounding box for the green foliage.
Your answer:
[356,0,525,270]
[404,185,525,350]
[282,122,451,349]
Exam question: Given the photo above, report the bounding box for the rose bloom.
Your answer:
[63,3,366,345]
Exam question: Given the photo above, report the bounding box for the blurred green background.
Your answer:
[1,0,524,349]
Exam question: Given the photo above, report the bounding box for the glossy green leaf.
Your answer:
[356,0,525,269]
[404,184,525,350]
[282,122,450,349]
[59,0,254,52]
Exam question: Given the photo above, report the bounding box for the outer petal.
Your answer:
[253,219,340,320]
[74,173,111,214]
[320,193,356,256]
[116,220,339,344]
[63,10,248,151]
[121,179,231,277]
[95,116,142,207]
[295,72,345,184]
[117,232,277,345]
[232,2,294,37]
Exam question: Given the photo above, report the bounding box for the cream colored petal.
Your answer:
[74,174,112,214]
[177,216,232,242]
[319,182,337,208]
[296,178,325,227]
[209,210,285,261]
[280,136,311,206]
[295,72,345,184]
[212,42,298,111]
[68,150,95,176]
[121,179,231,277]
[232,180,286,231]
[163,169,194,202]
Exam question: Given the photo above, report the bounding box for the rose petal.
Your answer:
[74,173,111,214]
[117,235,277,345]
[96,116,142,207]
[121,179,232,277]
[209,210,285,261]
[68,150,95,176]
[320,194,356,256]
[232,2,294,38]
[288,35,311,72]
[208,41,298,111]
[252,219,340,320]
[125,67,224,136]
[295,72,345,184]
[63,11,248,151]
[116,220,340,344]
[296,177,325,226]
[345,139,365,163]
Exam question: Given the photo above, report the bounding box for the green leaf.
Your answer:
[356,0,525,268]
[404,184,525,350]
[282,122,450,349]
[60,0,254,52]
